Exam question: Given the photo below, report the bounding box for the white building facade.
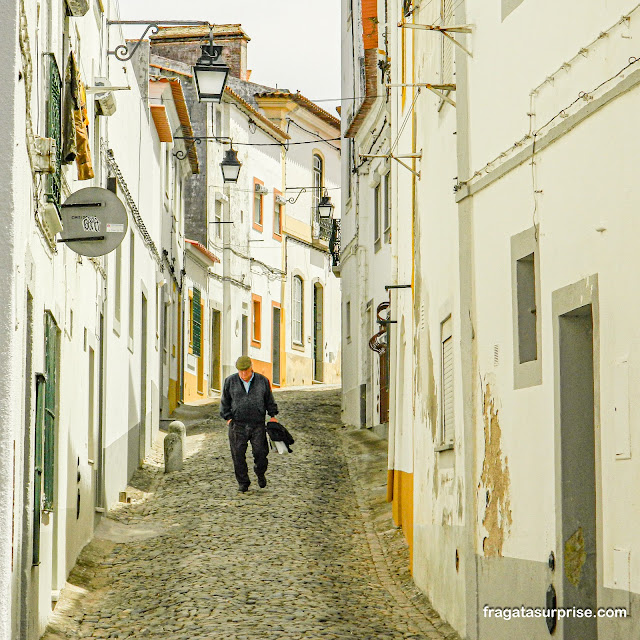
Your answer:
[366,0,640,638]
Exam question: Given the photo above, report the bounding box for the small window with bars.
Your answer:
[44,53,62,209]
[293,276,303,345]
[440,316,454,446]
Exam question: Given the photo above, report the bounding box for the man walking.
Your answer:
[220,356,279,492]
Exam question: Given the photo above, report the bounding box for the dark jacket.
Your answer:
[266,422,295,452]
[220,372,278,425]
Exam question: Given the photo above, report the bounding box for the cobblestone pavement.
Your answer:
[42,388,460,640]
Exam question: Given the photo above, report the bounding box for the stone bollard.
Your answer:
[168,420,186,457]
[164,433,183,473]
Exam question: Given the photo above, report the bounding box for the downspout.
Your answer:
[454,0,480,637]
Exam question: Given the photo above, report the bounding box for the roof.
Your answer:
[185,239,220,265]
[150,105,173,143]
[255,91,340,131]
[151,24,251,43]
[224,86,290,142]
[150,76,200,174]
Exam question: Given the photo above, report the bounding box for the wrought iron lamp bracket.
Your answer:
[107,20,212,62]
[172,136,233,160]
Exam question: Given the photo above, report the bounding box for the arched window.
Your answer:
[292,276,304,344]
[312,154,323,214]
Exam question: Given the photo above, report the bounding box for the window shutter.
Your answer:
[43,312,58,511]
[192,288,202,357]
[441,318,454,444]
[32,374,46,565]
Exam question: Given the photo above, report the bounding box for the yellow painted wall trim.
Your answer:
[388,468,414,572]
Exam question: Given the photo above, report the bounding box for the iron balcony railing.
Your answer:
[329,219,341,267]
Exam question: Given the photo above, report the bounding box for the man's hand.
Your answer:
[268,416,278,423]
[227,419,232,425]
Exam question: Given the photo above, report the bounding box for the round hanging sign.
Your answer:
[59,187,128,257]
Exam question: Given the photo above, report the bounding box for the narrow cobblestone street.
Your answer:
[42,388,459,640]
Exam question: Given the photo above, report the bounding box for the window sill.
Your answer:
[251,339,261,348]
[292,342,305,352]
[113,319,121,337]
[435,442,454,453]
[127,336,134,354]
[374,238,382,253]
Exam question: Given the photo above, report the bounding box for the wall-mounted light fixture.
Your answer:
[173,136,242,183]
[317,190,335,219]
[107,21,229,103]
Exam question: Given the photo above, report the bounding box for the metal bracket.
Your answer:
[360,153,422,178]
[172,136,232,160]
[107,20,211,62]
[388,83,456,107]
[398,21,473,57]
[385,284,412,290]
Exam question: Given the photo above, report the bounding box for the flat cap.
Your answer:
[235,356,252,370]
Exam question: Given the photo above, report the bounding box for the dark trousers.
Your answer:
[228,421,269,487]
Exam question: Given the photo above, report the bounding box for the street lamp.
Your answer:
[193,31,229,103]
[318,191,335,219]
[107,21,229,103]
[220,146,242,183]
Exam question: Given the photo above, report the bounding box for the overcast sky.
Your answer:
[116,0,341,113]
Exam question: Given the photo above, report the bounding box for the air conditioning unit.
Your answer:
[33,136,57,173]
[275,195,287,206]
[66,0,89,17]
[93,78,117,117]
[40,202,63,241]
[254,184,269,195]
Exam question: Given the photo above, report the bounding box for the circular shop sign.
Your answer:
[59,187,128,257]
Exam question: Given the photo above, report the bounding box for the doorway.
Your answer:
[140,294,147,466]
[272,306,281,386]
[313,284,324,382]
[210,309,222,391]
[556,297,598,639]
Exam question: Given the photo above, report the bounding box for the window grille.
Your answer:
[192,288,202,357]
[45,54,62,209]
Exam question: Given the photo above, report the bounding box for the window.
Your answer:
[383,172,391,239]
[440,317,454,446]
[516,254,536,363]
[253,178,264,231]
[346,300,351,341]
[274,202,282,236]
[511,227,541,388]
[373,183,381,246]
[214,199,223,239]
[313,154,323,215]
[293,276,304,344]
[251,294,262,346]
[190,287,202,357]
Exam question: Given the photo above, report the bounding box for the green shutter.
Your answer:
[43,312,58,512]
[192,288,202,357]
[32,374,46,566]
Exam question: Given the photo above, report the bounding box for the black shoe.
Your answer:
[238,484,249,493]
[257,475,267,488]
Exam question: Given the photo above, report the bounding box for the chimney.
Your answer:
[149,25,251,81]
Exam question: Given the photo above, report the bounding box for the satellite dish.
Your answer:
[59,187,128,257]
